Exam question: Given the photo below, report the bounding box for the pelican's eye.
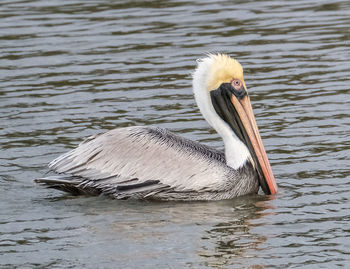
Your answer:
[232,79,243,91]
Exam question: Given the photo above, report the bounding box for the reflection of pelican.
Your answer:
[199,197,271,266]
[35,54,277,200]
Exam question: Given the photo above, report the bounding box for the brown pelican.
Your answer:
[35,54,278,200]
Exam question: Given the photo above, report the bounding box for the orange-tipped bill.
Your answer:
[231,95,278,194]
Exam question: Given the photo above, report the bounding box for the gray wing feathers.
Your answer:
[46,126,236,198]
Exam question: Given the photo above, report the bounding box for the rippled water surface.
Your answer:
[1,0,350,268]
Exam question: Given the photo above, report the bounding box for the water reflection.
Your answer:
[198,197,274,268]
[31,195,274,268]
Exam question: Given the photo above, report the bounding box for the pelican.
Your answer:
[35,54,278,200]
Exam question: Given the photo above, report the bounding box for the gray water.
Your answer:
[1,0,350,268]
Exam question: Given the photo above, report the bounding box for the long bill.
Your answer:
[231,95,278,195]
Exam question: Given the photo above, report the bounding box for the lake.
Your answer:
[1,0,350,268]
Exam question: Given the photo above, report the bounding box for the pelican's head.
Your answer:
[193,54,277,195]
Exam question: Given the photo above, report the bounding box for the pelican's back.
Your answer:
[36,126,258,200]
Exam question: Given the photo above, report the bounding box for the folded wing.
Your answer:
[36,126,242,200]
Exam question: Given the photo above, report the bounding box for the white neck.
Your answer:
[192,57,250,169]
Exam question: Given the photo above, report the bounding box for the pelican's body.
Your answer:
[36,54,277,200]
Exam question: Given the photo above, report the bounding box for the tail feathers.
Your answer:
[34,175,101,196]
[35,175,171,199]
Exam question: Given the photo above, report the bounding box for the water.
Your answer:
[1,0,350,268]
